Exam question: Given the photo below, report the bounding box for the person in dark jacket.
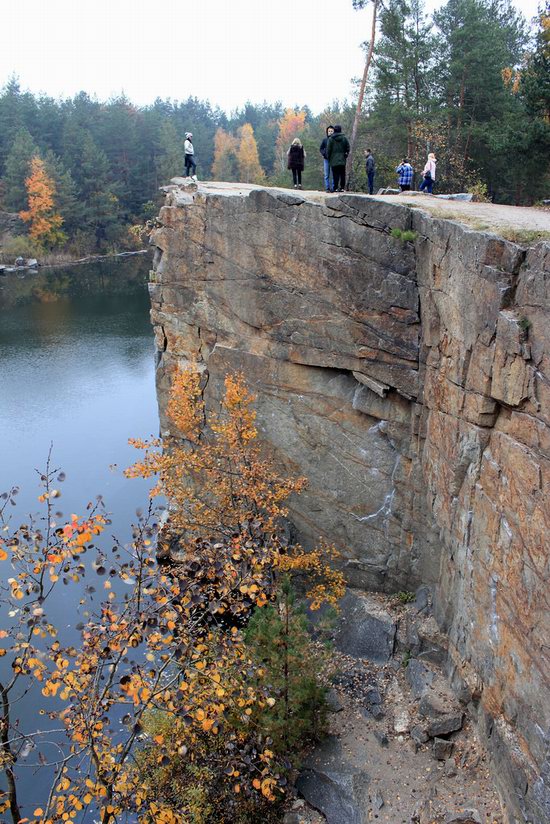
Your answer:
[287,138,306,188]
[326,125,350,192]
[319,125,335,192]
[364,148,375,194]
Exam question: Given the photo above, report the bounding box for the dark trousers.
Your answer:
[332,165,346,190]
[291,168,302,185]
[399,183,411,191]
[419,175,433,193]
[367,170,375,194]
[185,155,196,176]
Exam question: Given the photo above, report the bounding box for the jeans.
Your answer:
[332,165,346,191]
[323,158,333,191]
[291,168,302,186]
[185,155,197,177]
[419,175,433,194]
[367,170,375,194]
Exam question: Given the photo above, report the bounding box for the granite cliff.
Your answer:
[149,180,549,823]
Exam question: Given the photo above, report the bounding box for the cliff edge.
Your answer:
[149,180,549,823]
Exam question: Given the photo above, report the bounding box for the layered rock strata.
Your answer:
[149,181,549,823]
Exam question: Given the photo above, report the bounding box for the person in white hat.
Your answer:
[184,132,197,181]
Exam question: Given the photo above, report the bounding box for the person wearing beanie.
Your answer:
[184,132,197,181]
[319,125,335,192]
[326,124,350,192]
[419,152,437,194]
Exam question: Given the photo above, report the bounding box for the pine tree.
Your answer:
[43,150,83,237]
[237,123,265,183]
[68,131,119,248]
[3,128,38,211]
[155,120,183,184]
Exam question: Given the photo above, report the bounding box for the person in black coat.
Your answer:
[287,138,306,189]
[364,148,375,194]
[320,125,335,192]
[326,125,350,192]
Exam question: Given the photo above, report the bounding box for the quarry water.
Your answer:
[0,255,159,814]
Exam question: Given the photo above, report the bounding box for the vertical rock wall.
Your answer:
[149,182,549,822]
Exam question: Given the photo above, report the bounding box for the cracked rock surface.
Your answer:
[150,180,550,823]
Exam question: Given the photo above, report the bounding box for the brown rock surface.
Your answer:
[149,180,550,823]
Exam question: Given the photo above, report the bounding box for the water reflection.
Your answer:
[0,255,159,812]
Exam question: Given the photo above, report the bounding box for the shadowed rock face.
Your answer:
[149,181,549,823]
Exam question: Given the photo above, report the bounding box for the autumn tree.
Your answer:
[237,123,265,184]
[19,156,66,247]
[0,369,344,823]
[275,109,307,172]
[211,127,239,181]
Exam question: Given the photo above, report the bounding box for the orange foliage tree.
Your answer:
[211,128,239,181]
[237,124,265,184]
[19,156,66,248]
[275,109,307,172]
[0,369,344,823]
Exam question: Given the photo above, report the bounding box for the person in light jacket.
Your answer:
[287,138,306,189]
[319,125,335,192]
[419,152,437,194]
[184,132,197,180]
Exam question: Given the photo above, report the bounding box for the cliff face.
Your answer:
[149,181,549,823]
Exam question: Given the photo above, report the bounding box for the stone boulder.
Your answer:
[334,590,396,663]
[296,736,370,824]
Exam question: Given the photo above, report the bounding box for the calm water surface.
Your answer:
[0,256,159,812]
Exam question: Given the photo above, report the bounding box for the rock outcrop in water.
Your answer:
[149,180,549,823]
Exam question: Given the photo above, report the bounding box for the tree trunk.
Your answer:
[346,0,379,190]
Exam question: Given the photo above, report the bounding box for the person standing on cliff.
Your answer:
[326,125,350,192]
[419,152,437,194]
[364,148,375,194]
[184,132,197,181]
[287,138,306,189]
[319,125,335,192]
[396,158,413,191]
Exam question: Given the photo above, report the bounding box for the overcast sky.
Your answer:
[1,0,541,114]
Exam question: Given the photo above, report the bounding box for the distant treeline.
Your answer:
[0,0,548,255]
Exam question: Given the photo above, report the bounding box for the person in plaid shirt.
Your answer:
[396,158,414,191]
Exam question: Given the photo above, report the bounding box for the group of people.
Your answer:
[184,125,437,196]
[363,150,438,194]
[395,153,437,194]
[288,124,351,192]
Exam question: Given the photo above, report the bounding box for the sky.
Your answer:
[1,0,542,115]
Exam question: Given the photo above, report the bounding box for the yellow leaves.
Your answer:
[260,776,277,801]
[0,546,8,561]
[237,123,265,184]
[19,156,65,246]
[33,809,44,817]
